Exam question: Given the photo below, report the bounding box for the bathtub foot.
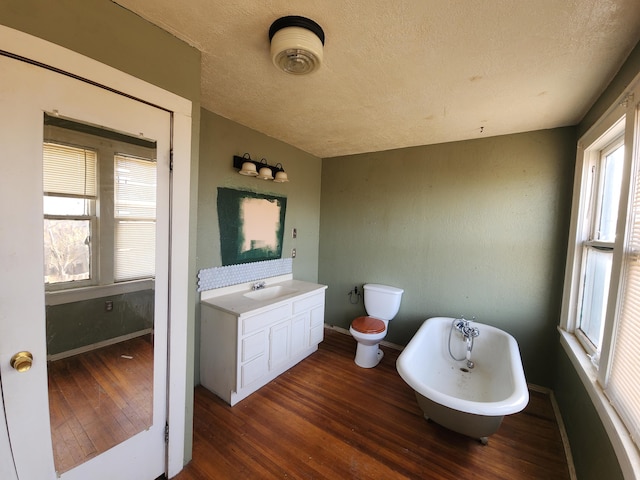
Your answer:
[479,436,489,446]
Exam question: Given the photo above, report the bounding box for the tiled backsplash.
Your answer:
[197,258,293,292]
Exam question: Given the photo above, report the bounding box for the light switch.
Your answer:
[292,227,297,239]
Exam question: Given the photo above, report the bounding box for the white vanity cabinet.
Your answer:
[200,280,326,406]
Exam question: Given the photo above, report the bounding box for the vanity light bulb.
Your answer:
[258,167,273,180]
[239,161,258,176]
[274,171,289,183]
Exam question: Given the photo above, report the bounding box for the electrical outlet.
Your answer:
[105,300,114,312]
[291,248,296,258]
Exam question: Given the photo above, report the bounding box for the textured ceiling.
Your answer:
[114,0,640,158]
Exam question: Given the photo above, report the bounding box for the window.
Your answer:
[114,155,157,281]
[43,119,157,290]
[43,143,97,286]
[561,78,640,476]
[575,136,624,357]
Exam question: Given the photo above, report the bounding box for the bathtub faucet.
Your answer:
[455,317,479,369]
[454,317,480,340]
[448,317,480,367]
[465,336,475,369]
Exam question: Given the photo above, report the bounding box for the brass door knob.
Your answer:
[10,351,33,372]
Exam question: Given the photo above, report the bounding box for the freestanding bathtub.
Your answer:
[396,316,529,443]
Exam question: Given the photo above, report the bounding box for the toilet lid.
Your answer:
[352,316,386,334]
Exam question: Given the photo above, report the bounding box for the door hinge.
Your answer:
[169,149,174,171]
[165,423,169,443]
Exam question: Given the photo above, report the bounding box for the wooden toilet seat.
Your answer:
[352,316,386,334]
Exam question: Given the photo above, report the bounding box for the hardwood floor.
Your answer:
[174,328,571,479]
[47,335,153,473]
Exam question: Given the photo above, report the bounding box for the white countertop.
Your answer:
[200,278,327,317]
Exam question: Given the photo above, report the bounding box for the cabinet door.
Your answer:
[309,304,325,346]
[269,321,290,370]
[291,313,310,356]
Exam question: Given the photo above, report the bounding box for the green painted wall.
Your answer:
[46,291,154,356]
[1,0,201,463]
[319,128,576,388]
[195,109,322,384]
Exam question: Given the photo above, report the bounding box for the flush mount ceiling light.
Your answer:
[269,15,325,75]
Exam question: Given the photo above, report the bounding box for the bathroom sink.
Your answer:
[243,285,298,301]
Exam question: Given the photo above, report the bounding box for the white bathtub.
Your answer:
[396,316,529,442]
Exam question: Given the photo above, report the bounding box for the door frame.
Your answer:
[0,25,193,478]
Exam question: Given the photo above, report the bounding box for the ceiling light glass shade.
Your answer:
[239,161,258,176]
[257,166,274,180]
[271,26,323,75]
[269,16,325,75]
[273,170,289,183]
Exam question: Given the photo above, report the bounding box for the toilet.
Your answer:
[349,283,404,368]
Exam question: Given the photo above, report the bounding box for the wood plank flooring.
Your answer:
[47,335,153,473]
[174,328,571,479]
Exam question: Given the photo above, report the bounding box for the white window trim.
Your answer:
[560,70,640,480]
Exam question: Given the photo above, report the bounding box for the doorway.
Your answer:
[0,25,192,480]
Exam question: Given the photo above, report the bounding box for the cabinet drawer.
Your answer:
[293,292,324,314]
[243,303,291,335]
[241,355,267,388]
[242,330,266,362]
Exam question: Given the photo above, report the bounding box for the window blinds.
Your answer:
[114,155,156,281]
[43,143,97,197]
[606,119,640,447]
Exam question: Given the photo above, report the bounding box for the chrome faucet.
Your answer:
[465,336,475,369]
[454,316,479,369]
[454,316,480,340]
[251,281,266,291]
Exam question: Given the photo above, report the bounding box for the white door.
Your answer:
[0,53,170,479]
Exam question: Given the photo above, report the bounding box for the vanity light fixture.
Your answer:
[233,154,289,183]
[269,15,325,75]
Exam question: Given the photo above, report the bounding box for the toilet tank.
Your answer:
[363,284,404,321]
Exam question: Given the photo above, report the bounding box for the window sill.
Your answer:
[45,279,154,305]
[558,327,640,479]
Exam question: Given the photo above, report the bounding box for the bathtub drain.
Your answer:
[460,367,470,373]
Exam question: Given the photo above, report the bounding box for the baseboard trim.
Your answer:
[549,388,578,480]
[47,328,153,361]
[527,384,576,479]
